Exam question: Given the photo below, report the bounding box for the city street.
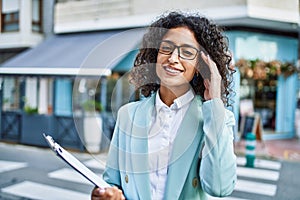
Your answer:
[0,1,299,200]
[1,142,300,200]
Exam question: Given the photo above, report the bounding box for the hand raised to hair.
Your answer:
[200,51,222,101]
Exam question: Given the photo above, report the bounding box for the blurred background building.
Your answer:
[0,0,299,151]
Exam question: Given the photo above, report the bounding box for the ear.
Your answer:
[192,70,200,86]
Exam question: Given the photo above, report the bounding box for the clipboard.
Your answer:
[43,133,110,189]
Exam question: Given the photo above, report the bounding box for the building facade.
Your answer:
[54,0,300,140]
[0,0,299,151]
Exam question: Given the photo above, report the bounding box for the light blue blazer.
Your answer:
[103,94,237,200]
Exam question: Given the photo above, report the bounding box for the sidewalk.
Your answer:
[234,137,300,162]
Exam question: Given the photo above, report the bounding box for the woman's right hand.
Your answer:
[91,187,125,200]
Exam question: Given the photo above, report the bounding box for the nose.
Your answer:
[168,47,180,63]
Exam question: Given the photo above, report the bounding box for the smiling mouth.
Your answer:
[163,66,184,74]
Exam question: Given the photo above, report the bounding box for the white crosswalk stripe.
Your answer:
[237,167,280,181]
[235,179,277,196]
[236,156,281,170]
[48,167,100,185]
[1,181,90,200]
[0,160,27,173]
[84,158,106,169]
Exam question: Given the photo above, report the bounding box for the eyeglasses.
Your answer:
[158,40,199,60]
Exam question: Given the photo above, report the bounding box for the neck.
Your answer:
[159,85,190,107]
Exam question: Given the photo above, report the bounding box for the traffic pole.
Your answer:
[245,132,256,167]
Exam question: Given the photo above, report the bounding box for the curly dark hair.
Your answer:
[130,11,235,106]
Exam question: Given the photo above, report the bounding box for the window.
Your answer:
[239,76,277,131]
[72,78,102,114]
[24,77,53,115]
[2,77,21,111]
[72,74,135,114]
[32,0,42,32]
[1,0,19,32]
[108,72,136,113]
[55,78,72,116]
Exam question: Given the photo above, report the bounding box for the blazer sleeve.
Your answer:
[199,98,237,197]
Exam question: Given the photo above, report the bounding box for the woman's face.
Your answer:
[156,27,200,92]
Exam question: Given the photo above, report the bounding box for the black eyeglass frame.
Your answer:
[158,40,200,60]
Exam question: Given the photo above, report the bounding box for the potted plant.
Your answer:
[82,99,103,113]
[24,105,38,115]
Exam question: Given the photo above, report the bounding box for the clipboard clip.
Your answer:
[43,133,62,154]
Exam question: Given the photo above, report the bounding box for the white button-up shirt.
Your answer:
[148,89,195,200]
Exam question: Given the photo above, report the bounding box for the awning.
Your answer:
[0,28,145,76]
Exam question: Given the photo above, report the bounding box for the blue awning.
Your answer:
[112,49,139,73]
[0,28,145,76]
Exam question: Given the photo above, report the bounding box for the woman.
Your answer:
[92,11,236,200]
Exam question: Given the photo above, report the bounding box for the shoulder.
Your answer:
[117,96,155,117]
[118,99,147,113]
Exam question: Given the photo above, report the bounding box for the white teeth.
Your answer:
[164,66,182,74]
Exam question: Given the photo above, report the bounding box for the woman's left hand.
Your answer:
[200,51,222,100]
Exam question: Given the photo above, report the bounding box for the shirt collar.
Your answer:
[155,88,195,111]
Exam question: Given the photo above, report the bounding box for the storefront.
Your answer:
[1,25,299,149]
[227,30,299,140]
[0,28,144,152]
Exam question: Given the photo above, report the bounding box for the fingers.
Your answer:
[200,52,222,100]
[204,79,210,89]
[91,187,125,200]
[91,187,103,200]
[200,51,222,83]
[200,51,219,75]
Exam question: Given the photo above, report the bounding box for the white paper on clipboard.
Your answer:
[43,133,110,189]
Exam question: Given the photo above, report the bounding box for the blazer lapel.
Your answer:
[130,95,155,200]
[164,96,204,199]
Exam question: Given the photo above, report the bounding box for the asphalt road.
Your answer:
[1,142,300,200]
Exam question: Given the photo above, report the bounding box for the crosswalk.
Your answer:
[208,157,281,200]
[0,157,281,200]
[0,159,103,200]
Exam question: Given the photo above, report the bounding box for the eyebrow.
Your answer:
[161,40,199,49]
